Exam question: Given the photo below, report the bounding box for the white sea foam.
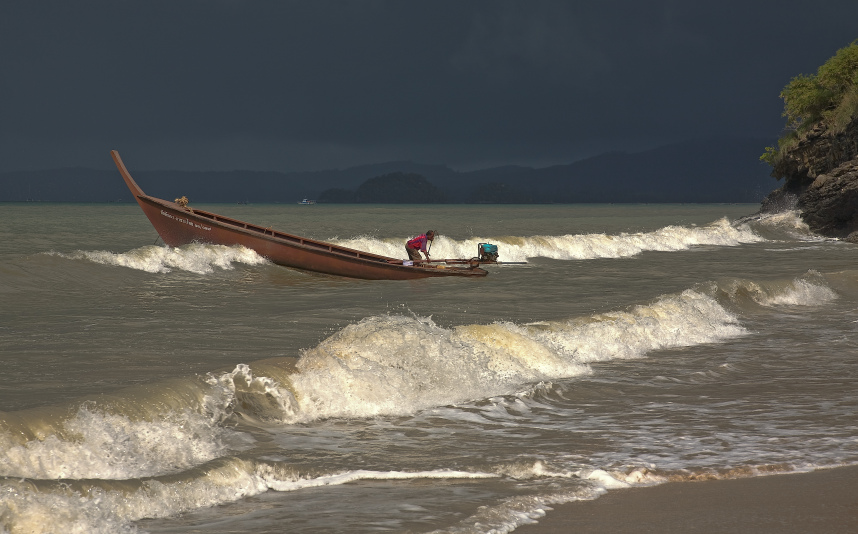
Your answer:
[430,460,820,534]
[335,218,765,263]
[0,284,759,533]
[523,289,747,363]
[756,275,838,307]
[426,493,573,534]
[750,210,822,240]
[52,243,269,274]
[282,289,745,423]
[0,464,496,534]
[205,363,300,423]
[423,479,618,534]
[582,468,632,489]
[0,404,249,480]
[52,286,742,437]
[51,218,761,275]
[719,271,839,308]
[264,468,497,492]
[287,315,588,423]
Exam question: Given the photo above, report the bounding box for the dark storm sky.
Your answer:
[1,1,856,172]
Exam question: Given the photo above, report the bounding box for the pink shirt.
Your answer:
[407,234,430,252]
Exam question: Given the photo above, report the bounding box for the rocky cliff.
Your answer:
[762,117,858,241]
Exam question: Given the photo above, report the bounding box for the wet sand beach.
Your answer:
[518,465,858,534]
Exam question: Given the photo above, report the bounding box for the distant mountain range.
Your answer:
[0,138,778,203]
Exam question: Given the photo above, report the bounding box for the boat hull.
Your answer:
[111,151,487,280]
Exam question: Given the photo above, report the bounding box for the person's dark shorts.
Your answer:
[406,246,422,261]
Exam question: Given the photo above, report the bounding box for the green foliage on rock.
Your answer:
[762,40,858,167]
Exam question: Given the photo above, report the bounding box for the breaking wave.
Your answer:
[0,273,842,533]
[336,217,765,262]
[50,244,269,274]
[47,217,767,277]
[715,270,838,309]
[742,209,824,241]
[0,464,496,534]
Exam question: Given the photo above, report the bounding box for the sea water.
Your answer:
[1,202,856,533]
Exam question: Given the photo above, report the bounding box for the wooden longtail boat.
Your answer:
[111,151,488,279]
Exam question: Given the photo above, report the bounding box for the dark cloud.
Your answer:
[1,1,856,171]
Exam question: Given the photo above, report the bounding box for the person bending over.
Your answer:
[405,230,435,262]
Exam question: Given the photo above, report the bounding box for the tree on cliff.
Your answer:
[761,40,858,187]
[759,39,858,241]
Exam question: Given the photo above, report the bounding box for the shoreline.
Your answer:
[516,465,858,534]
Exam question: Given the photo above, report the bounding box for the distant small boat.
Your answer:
[298,199,316,205]
[110,151,491,279]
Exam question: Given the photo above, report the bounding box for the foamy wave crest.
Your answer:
[288,315,587,422]
[205,362,300,423]
[265,467,497,492]
[334,218,764,263]
[52,243,269,274]
[0,402,249,481]
[0,363,310,483]
[282,290,745,422]
[0,289,748,484]
[526,289,747,363]
[0,373,256,481]
[0,288,753,533]
[758,276,838,307]
[718,271,838,308]
[0,462,494,534]
[749,210,822,241]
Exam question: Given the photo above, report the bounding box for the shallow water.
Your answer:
[1,202,856,533]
